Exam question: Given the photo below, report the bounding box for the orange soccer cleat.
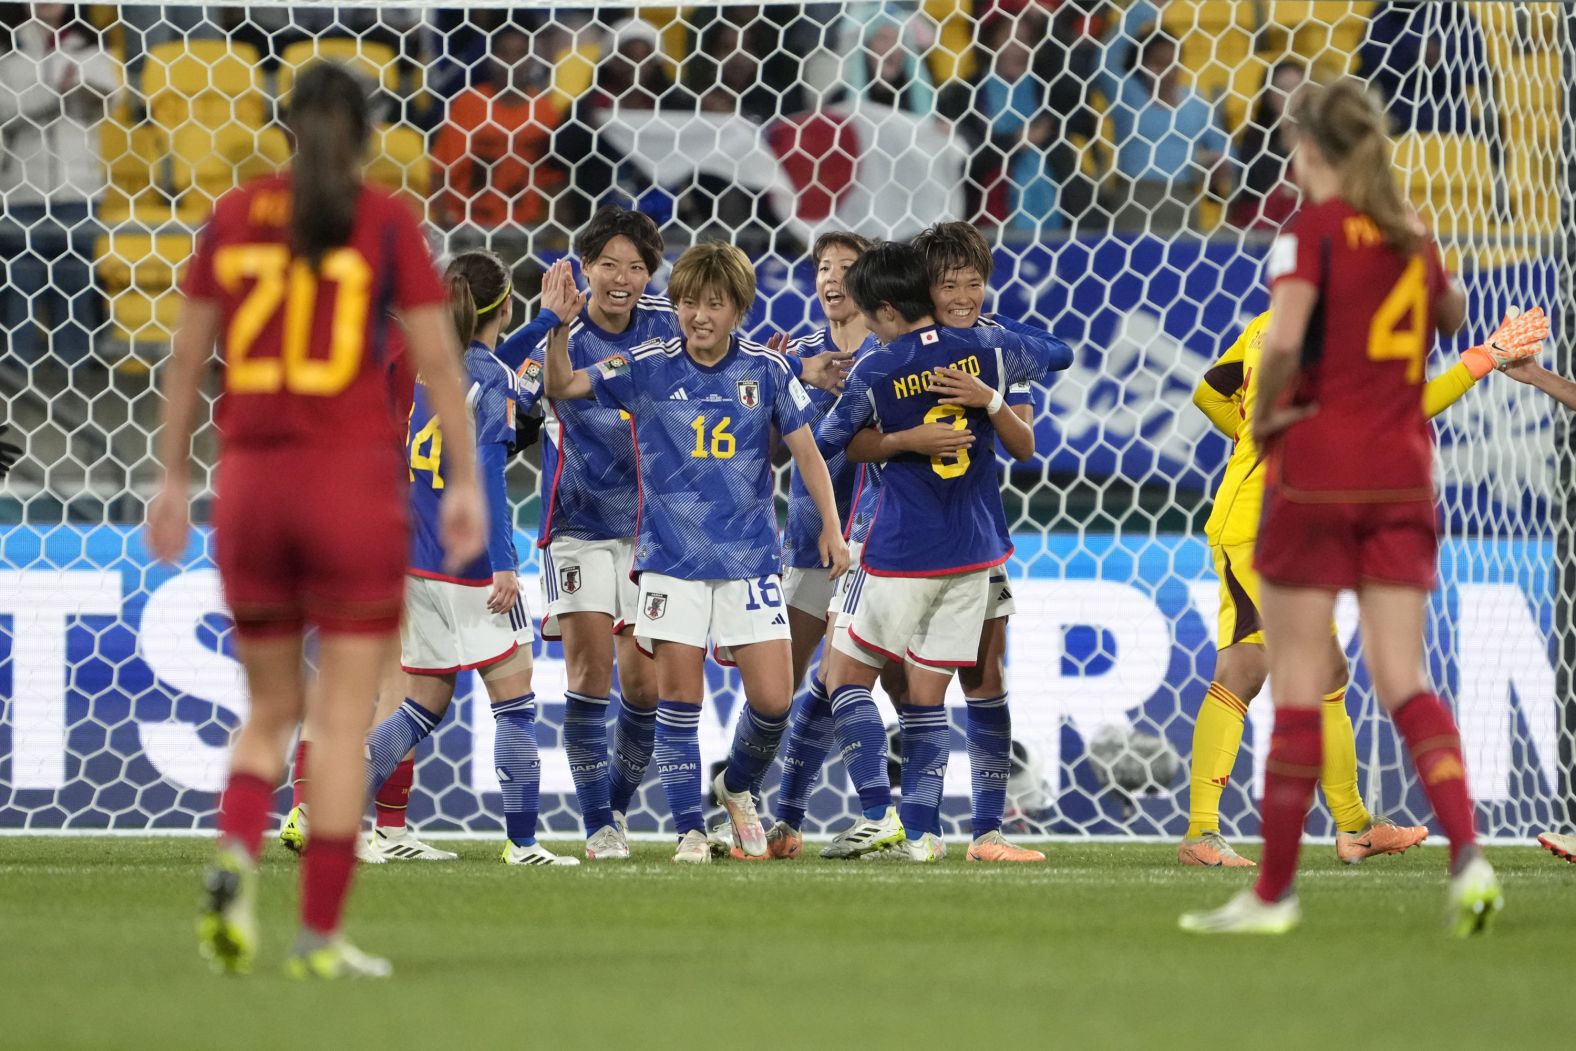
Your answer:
[1178,832,1256,868]
[965,830,1046,863]
[1335,817,1428,864]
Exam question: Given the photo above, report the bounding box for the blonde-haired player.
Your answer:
[1180,307,1540,867]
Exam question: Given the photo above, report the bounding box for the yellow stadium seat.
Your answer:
[95,232,192,343]
[550,41,602,113]
[277,38,399,101]
[142,41,272,212]
[99,117,175,226]
[367,124,430,212]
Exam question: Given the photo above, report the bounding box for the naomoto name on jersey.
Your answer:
[891,353,983,399]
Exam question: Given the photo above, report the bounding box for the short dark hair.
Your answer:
[843,241,933,323]
[573,206,664,274]
[909,221,993,284]
[811,231,873,266]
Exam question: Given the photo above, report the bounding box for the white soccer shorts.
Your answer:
[540,535,640,639]
[832,566,990,670]
[827,539,866,622]
[634,572,792,664]
[782,564,837,619]
[401,575,533,675]
[985,565,1015,620]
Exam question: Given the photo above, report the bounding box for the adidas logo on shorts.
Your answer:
[771,613,786,625]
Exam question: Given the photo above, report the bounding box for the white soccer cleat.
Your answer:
[705,820,735,860]
[1179,889,1300,935]
[862,832,944,863]
[712,771,767,858]
[612,810,629,841]
[501,841,581,867]
[1447,854,1504,937]
[586,824,630,860]
[1538,831,1576,863]
[672,829,711,864]
[819,807,904,859]
[286,933,393,980]
[361,827,458,863]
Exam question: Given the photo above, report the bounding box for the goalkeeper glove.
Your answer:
[1461,306,1550,378]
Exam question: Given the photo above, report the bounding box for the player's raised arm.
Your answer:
[1422,306,1550,418]
[495,258,587,372]
[543,316,597,400]
[147,296,222,562]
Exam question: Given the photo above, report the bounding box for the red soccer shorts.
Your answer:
[1255,491,1438,592]
[213,443,408,639]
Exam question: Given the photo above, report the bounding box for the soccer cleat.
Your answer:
[862,832,944,863]
[705,820,735,860]
[673,829,711,864]
[612,809,629,842]
[966,830,1045,863]
[765,820,802,860]
[1335,817,1428,864]
[1179,889,1300,935]
[712,771,767,858]
[1447,855,1504,937]
[197,842,258,975]
[1537,831,1576,862]
[820,807,905,859]
[285,933,393,980]
[1178,831,1256,868]
[502,841,581,867]
[586,824,630,860]
[361,827,458,863]
[279,805,308,855]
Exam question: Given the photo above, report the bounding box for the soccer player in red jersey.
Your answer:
[1181,79,1519,936]
[146,63,485,978]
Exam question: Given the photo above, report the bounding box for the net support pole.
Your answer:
[1554,8,1576,833]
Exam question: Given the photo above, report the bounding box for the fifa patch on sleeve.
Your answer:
[519,359,543,392]
[596,354,630,379]
[1265,235,1297,280]
[788,377,811,410]
[1008,380,1031,394]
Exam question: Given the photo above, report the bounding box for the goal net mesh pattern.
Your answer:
[1,1,1570,840]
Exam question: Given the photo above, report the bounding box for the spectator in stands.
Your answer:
[0,3,119,366]
[1100,17,1229,233]
[432,23,565,231]
[1359,1,1491,136]
[833,5,935,115]
[1228,60,1304,231]
[684,6,801,123]
[117,5,221,82]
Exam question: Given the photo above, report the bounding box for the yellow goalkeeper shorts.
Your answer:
[1211,542,1265,650]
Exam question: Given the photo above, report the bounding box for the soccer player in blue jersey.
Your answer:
[544,242,849,863]
[360,250,578,867]
[814,241,1062,861]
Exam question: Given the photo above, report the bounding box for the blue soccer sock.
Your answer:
[609,701,657,815]
[654,701,704,836]
[775,677,834,829]
[491,694,541,846]
[365,699,442,801]
[899,705,950,842]
[563,691,614,834]
[724,703,789,794]
[830,684,892,815]
[965,693,1012,836]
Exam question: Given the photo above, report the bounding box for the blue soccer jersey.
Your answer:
[497,294,680,546]
[590,334,817,581]
[782,327,864,570]
[408,341,545,583]
[817,324,1061,577]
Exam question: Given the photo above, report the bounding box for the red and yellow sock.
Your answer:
[1185,682,1249,838]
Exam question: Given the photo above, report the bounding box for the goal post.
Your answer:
[0,1,1572,841]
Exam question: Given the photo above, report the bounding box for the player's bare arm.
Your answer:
[782,423,849,578]
[768,331,854,394]
[928,366,1035,461]
[845,423,975,463]
[1253,281,1320,447]
[148,297,222,563]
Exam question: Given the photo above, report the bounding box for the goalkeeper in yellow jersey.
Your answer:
[1180,308,1541,867]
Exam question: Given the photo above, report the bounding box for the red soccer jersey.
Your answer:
[183,173,446,450]
[1264,197,1449,500]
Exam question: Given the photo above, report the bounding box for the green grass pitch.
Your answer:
[2,837,1570,1050]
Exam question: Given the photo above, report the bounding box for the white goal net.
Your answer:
[1,1,1570,841]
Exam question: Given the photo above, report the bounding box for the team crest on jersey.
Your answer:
[644,593,668,620]
[559,566,581,594]
[737,379,761,409]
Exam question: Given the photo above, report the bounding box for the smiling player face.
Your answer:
[931,266,985,329]
[676,285,740,357]
[815,245,862,325]
[584,235,651,326]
